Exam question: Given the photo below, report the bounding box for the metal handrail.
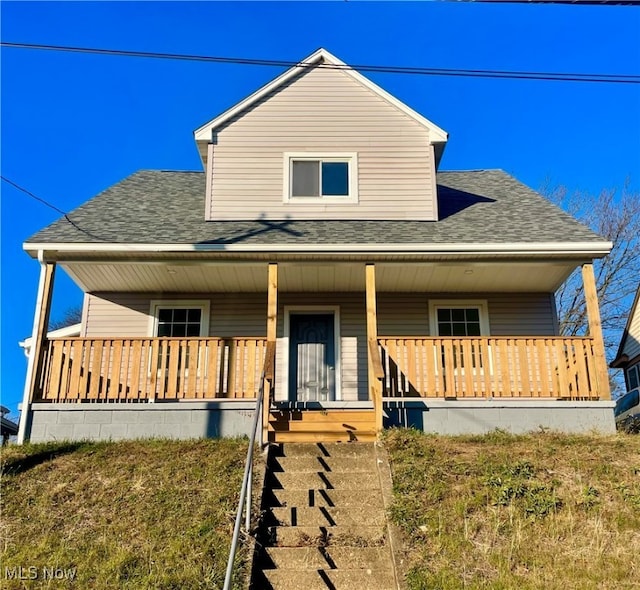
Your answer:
[222,343,274,590]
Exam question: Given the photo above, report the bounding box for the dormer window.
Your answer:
[284,153,358,203]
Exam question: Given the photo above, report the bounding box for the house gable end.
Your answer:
[202,53,444,222]
[194,48,448,147]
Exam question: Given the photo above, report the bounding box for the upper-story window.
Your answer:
[284,153,358,203]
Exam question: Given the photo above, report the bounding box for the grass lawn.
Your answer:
[385,429,640,590]
[1,439,248,589]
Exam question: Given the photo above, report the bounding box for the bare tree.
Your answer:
[543,181,640,392]
[49,306,83,330]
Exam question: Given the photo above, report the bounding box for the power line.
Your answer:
[2,175,105,240]
[2,41,639,84]
[1,175,67,216]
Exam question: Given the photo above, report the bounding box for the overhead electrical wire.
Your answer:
[0,175,102,239]
[2,41,639,84]
[1,175,68,216]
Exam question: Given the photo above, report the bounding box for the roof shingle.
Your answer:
[25,169,604,246]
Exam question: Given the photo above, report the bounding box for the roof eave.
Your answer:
[23,240,613,259]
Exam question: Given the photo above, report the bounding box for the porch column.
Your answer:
[366,264,383,432]
[18,256,56,444]
[582,263,611,400]
[267,263,278,343]
[263,263,278,443]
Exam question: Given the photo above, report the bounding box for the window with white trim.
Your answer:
[428,301,490,374]
[149,301,210,337]
[429,301,490,337]
[148,300,211,378]
[627,364,640,392]
[284,153,358,202]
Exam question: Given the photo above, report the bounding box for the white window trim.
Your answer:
[428,300,490,337]
[427,300,491,387]
[148,300,211,337]
[283,152,358,204]
[282,306,342,402]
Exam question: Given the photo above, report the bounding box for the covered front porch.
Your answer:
[21,256,614,442]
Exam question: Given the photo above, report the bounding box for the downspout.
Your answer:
[17,251,49,444]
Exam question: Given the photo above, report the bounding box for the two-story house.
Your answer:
[18,48,615,444]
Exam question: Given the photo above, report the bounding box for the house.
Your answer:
[18,48,615,444]
[611,285,640,427]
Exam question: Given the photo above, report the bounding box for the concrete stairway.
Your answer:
[251,442,400,589]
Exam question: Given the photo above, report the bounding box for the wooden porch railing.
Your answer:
[35,337,269,402]
[378,336,601,400]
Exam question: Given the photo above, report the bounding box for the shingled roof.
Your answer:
[25,169,606,247]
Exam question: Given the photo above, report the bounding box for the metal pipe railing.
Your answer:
[222,344,274,590]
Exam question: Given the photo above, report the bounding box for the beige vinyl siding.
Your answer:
[84,293,267,338]
[486,293,558,336]
[377,293,558,336]
[83,291,557,401]
[622,302,640,360]
[207,65,436,221]
[84,293,150,336]
[85,292,368,402]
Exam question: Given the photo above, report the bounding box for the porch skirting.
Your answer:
[384,399,616,435]
[25,401,258,443]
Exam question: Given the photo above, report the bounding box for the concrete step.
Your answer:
[270,506,387,527]
[264,546,394,570]
[270,488,383,509]
[272,471,381,491]
[269,525,386,547]
[273,455,378,474]
[274,442,377,458]
[264,568,397,590]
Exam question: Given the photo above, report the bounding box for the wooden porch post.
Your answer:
[267,263,278,343]
[18,258,56,444]
[582,263,611,400]
[366,264,383,433]
[263,263,278,443]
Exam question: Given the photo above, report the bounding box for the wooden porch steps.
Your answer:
[250,443,400,589]
[267,409,377,443]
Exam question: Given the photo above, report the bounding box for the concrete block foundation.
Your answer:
[23,398,616,443]
[25,401,257,443]
[383,399,616,435]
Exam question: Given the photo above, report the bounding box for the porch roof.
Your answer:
[25,169,608,254]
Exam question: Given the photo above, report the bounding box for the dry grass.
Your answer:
[384,429,640,590]
[0,439,248,589]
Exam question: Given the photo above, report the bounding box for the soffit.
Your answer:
[63,261,576,294]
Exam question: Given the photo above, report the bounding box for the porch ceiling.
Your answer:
[62,260,576,294]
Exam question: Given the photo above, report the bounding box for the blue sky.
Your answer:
[1,1,639,415]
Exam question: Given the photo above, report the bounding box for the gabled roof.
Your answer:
[24,169,611,257]
[193,48,448,145]
[611,285,640,368]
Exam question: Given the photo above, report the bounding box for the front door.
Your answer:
[289,314,335,402]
